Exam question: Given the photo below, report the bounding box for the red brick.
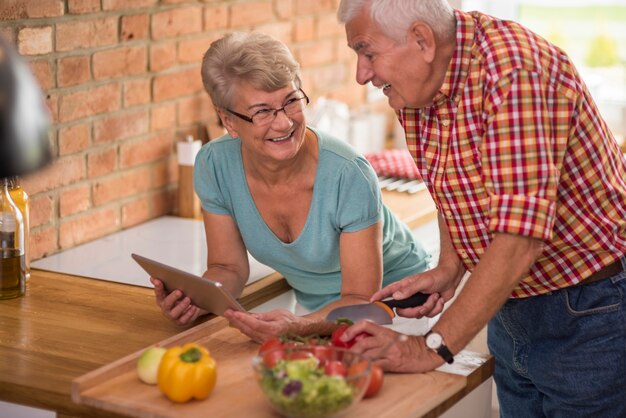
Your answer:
[293,17,315,42]
[0,0,63,19]
[178,95,211,125]
[273,0,293,20]
[88,147,118,178]
[57,55,90,87]
[94,109,149,144]
[18,26,53,55]
[256,21,292,44]
[29,194,54,228]
[43,92,58,123]
[58,123,91,156]
[151,7,202,40]
[59,207,119,248]
[326,82,367,108]
[21,155,86,194]
[121,196,149,228]
[92,168,151,206]
[150,103,176,131]
[153,68,203,101]
[56,17,118,52]
[309,62,347,91]
[295,39,335,68]
[31,226,57,260]
[120,132,174,168]
[149,42,177,71]
[93,46,147,80]
[151,160,171,188]
[294,0,335,15]
[178,35,214,64]
[203,4,228,31]
[0,27,14,43]
[149,189,175,220]
[68,0,100,14]
[102,0,157,10]
[59,83,120,122]
[317,12,344,38]
[124,78,151,107]
[59,184,91,217]
[121,14,149,41]
[229,1,274,28]
[29,59,54,90]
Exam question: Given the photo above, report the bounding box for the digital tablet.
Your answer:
[131,253,246,315]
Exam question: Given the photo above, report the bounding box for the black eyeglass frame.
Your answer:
[225,89,310,125]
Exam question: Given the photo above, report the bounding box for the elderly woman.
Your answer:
[151,32,432,342]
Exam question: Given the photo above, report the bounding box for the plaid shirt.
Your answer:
[400,10,626,298]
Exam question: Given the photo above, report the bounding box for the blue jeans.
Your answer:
[488,259,626,418]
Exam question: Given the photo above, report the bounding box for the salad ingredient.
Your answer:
[349,361,384,398]
[331,324,371,349]
[259,355,355,417]
[324,360,348,377]
[136,346,166,385]
[157,343,217,403]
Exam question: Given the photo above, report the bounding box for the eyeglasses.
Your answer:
[226,89,309,127]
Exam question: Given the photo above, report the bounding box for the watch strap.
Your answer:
[425,330,454,364]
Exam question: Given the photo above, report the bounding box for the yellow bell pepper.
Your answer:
[157,343,217,403]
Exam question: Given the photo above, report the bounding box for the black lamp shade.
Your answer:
[0,36,51,178]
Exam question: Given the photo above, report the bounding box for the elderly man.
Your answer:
[337,1,626,416]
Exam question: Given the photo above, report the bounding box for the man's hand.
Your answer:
[344,320,442,372]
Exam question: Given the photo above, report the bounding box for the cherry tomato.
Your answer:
[324,360,348,377]
[331,325,371,349]
[349,361,384,398]
[331,325,352,348]
[262,349,284,368]
[258,338,283,355]
[309,345,333,366]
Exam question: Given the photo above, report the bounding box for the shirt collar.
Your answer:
[432,10,475,105]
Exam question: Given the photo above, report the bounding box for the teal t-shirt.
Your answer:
[194,126,431,311]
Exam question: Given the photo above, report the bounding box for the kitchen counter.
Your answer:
[0,269,493,418]
[0,188,461,418]
[0,269,289,418]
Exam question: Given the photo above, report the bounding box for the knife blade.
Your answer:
[325,292,429,324]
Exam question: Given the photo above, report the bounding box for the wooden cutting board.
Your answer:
[72,318,492,418]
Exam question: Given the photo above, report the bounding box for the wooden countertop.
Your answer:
[0,188,443,417]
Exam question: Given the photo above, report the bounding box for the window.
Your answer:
[461,0,626,143]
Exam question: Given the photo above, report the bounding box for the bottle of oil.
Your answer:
[9,177,30,282]
[0,177,25,300]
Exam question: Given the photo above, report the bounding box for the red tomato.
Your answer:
[309,345,333,366]
[263,348,284,368]
[331,325,371,349]
[258,338,283,355]
[331,325,352,348]
[324,360,348,377]
[349,361,384,398]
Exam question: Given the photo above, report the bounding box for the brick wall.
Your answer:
[1,0,368,260]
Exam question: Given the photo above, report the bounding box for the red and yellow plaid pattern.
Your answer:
[400,10,626,298]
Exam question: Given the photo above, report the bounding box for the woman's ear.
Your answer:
[408,21,437,63]
[216,108,239,138]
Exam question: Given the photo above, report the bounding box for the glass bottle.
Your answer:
[0,177,26,299]
[9,177,30,282]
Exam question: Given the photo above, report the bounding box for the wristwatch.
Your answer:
[424,330,454,364]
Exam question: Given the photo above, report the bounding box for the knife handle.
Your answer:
[382,292,429,309]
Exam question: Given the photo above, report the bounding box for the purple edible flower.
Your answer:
[282,380,303,396]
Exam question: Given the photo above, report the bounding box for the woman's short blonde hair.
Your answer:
[201,32,302,109]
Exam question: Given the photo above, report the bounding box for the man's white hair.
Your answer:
[338,0,456,44]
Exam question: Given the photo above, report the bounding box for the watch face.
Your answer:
[426,332,443,349]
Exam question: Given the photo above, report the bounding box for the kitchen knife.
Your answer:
[325,292,429,325]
